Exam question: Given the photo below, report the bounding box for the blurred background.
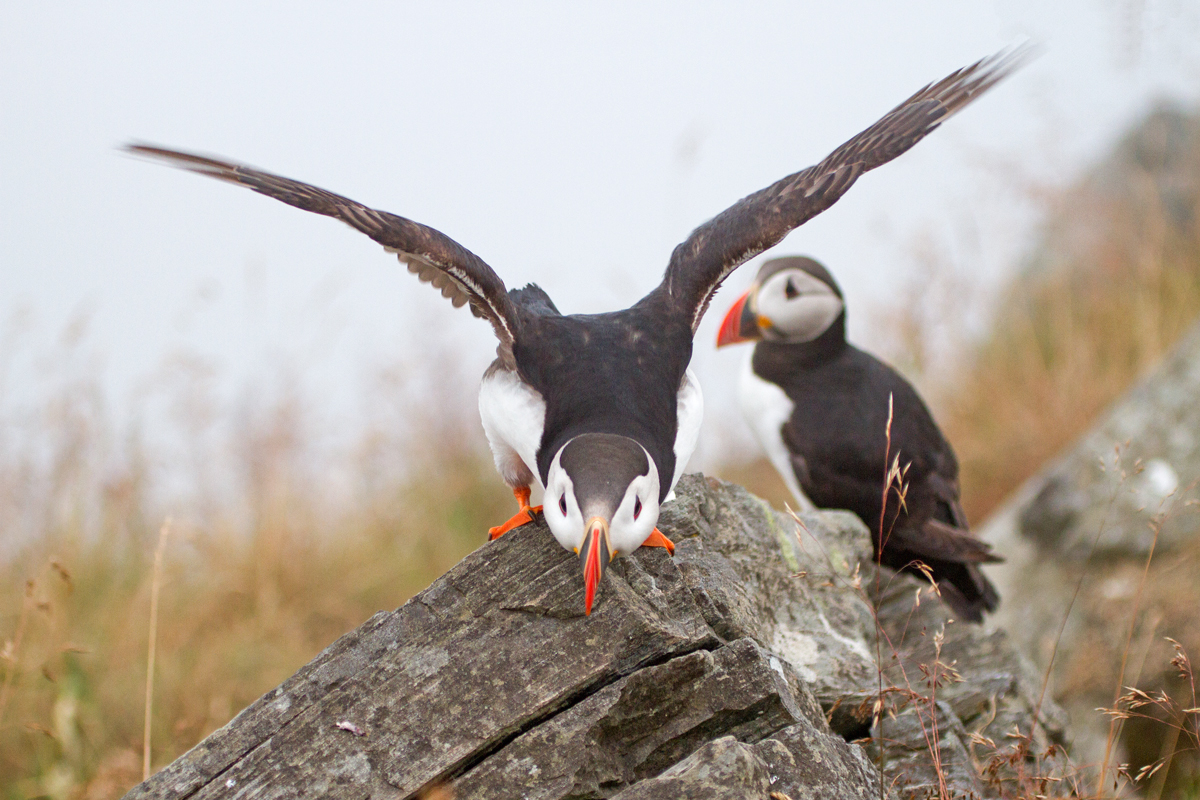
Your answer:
[3,2,1199,797]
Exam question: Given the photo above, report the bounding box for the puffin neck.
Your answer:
[752,311,847,379]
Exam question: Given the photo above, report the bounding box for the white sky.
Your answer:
[2,1,1199,471]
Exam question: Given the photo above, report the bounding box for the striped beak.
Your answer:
[579,517,612,615]
[716,288,764,347]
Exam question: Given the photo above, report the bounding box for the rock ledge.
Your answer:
[125,476,1067,800]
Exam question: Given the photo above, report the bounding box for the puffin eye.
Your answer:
[559,495,568,516]
[784,278,800,300]
[633,496,642,520]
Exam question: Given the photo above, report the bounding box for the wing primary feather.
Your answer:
[658,43,1034,333]
[124,143,520,353]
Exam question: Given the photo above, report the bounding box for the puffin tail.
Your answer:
[932,563,1000,624]
[883,519,1002,623]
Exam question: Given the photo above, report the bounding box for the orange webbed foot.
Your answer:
[488,487,542,540]
[641,528,675,555]
[488,509,535,540]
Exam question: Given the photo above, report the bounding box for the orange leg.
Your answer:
[489,486,544,540]
[641,528,675,555]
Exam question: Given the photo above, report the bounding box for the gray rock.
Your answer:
[983,318,1200,771]
[124,475,1070,800]
[868,561,1074,800]
[868,700,981,800]
[609,737,773,799]
[609,713,888,800]
[757,718,884,800]
[131,516,716,800]
[1012,320,1200,560]
[661,482,881,708]
[453,638,819,799]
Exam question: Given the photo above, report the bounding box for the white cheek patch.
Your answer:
[608,458,661,557]
[543,452,582,552]
[774,294,843,342]
[757,270,842,342]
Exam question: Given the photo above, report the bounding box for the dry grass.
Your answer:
[811,107,1200,798]
[0,334,511,799]
[925,107,1200,523]
[1,459,510,799]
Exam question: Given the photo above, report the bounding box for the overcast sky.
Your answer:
[3,1,1199,469]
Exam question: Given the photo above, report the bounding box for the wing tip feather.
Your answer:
[121,141,242,180]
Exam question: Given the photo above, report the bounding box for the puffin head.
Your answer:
[716,256,844,347]
[543,432,660,615]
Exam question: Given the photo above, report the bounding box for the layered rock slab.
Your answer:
[455,638,852,799]
[124,475,1067,800]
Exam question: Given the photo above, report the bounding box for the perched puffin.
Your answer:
[127,49,1022,615]
[716,256,1000,621]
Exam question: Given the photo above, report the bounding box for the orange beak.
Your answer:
[716,288,763,347]
[579,517,612,615]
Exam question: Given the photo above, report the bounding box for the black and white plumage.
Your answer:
[716,256,1000,622]
[125,47,1022,615]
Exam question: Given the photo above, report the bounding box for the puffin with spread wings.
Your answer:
[127,49,1023,615]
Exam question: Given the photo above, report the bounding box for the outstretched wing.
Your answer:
[125,144,520,354]
[660,46,1031,332]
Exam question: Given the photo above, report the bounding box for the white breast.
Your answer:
[737,352,814,511]
[478,367,546,491]
[669,367,704,499]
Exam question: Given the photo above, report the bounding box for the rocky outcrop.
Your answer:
[124,476,1068,800]
[984,318,1200,783]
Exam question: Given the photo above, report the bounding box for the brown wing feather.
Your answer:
[124,144,519,356]
[660,45,1033,332]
